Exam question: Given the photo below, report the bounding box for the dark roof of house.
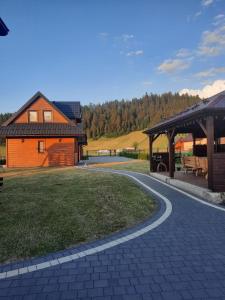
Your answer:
[0,123,84,137]
[52,101,81,120]
[0,18,9,36]
[144,90,225,135]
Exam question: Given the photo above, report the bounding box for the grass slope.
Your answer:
[0,167,155,263]
[86,130,167,151]
[94,160,150,174]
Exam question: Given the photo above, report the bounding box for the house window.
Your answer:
[28,111,38,122]
[38,141,45,153]
[43,111,53,122]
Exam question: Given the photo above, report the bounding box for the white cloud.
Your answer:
[201,0,213,6]
[122,34,134,42]
[215,14,225,20]
[213,14,225,26]
[197,24,225,56]
[195,11,202,18]
[142,81,152,86]
[126,50,144,57]
[99,32,109,37]
[198,46,221,56]
[157,59,190,74]
[202,28,225,46]
[179,79,225,98]
[176,48,192,58]
[194,67,225,78]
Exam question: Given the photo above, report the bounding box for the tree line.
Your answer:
[0,113,12,144]
[82,92,200,139]
[0,93,200,140]
[0,113,12,125]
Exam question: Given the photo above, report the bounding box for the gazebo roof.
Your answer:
[144,90,225,136]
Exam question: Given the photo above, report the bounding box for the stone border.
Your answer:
[149,172,224,204]
[0,170,172,280]
[129,170,225,211]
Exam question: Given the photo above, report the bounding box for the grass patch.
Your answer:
[101,160,150,174]
[0,168,154,263]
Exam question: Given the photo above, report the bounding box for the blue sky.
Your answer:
[0,0,225,112]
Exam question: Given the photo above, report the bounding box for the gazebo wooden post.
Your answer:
[167,129,175,178]
[206,116,214,190]
[149,134,153,172]
[192,133,196,156]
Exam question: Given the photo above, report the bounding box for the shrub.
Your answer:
[138,152,149,160]
[0,159,6,165]
[118,151,138,159]
[119,151,149,160]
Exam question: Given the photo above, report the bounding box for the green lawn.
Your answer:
[0,167,154,263]
[101,160,150,174]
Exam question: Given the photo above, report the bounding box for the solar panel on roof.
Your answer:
[52,101,81,120]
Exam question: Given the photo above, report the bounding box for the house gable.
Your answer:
[4,92,70,125]
[14,96,69,124]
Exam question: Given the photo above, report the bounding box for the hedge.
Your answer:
[118,151,149,160]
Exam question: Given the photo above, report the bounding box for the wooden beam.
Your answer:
[167,128,176,140]
[167,130,175,178]
[149,135,154,172]
[197,120,207,136]
[192,133,196,156]
[206,116,214,190]
[152,133,160,142]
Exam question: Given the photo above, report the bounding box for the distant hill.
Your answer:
[85,130,168,152]
[83,92,200,139]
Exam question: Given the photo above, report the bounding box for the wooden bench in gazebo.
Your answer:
[181,156,208,177]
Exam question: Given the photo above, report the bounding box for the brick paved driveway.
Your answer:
[1,170,225,300]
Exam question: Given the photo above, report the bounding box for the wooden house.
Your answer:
[0,92,87,167]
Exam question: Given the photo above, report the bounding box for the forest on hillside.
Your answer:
[0,113,12,125]
[0,93,200,139]
[82,93,200,138]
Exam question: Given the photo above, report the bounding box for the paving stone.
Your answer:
[23,294,37,300]
[77,289,87,299]
[113,286,126,295]
[60,290,77,299]
[42,284,58,292]
[87,287,104,297]
[161,291,182,300]
[94,279,109,288]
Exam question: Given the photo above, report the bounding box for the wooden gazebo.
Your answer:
[144,90,225,192]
